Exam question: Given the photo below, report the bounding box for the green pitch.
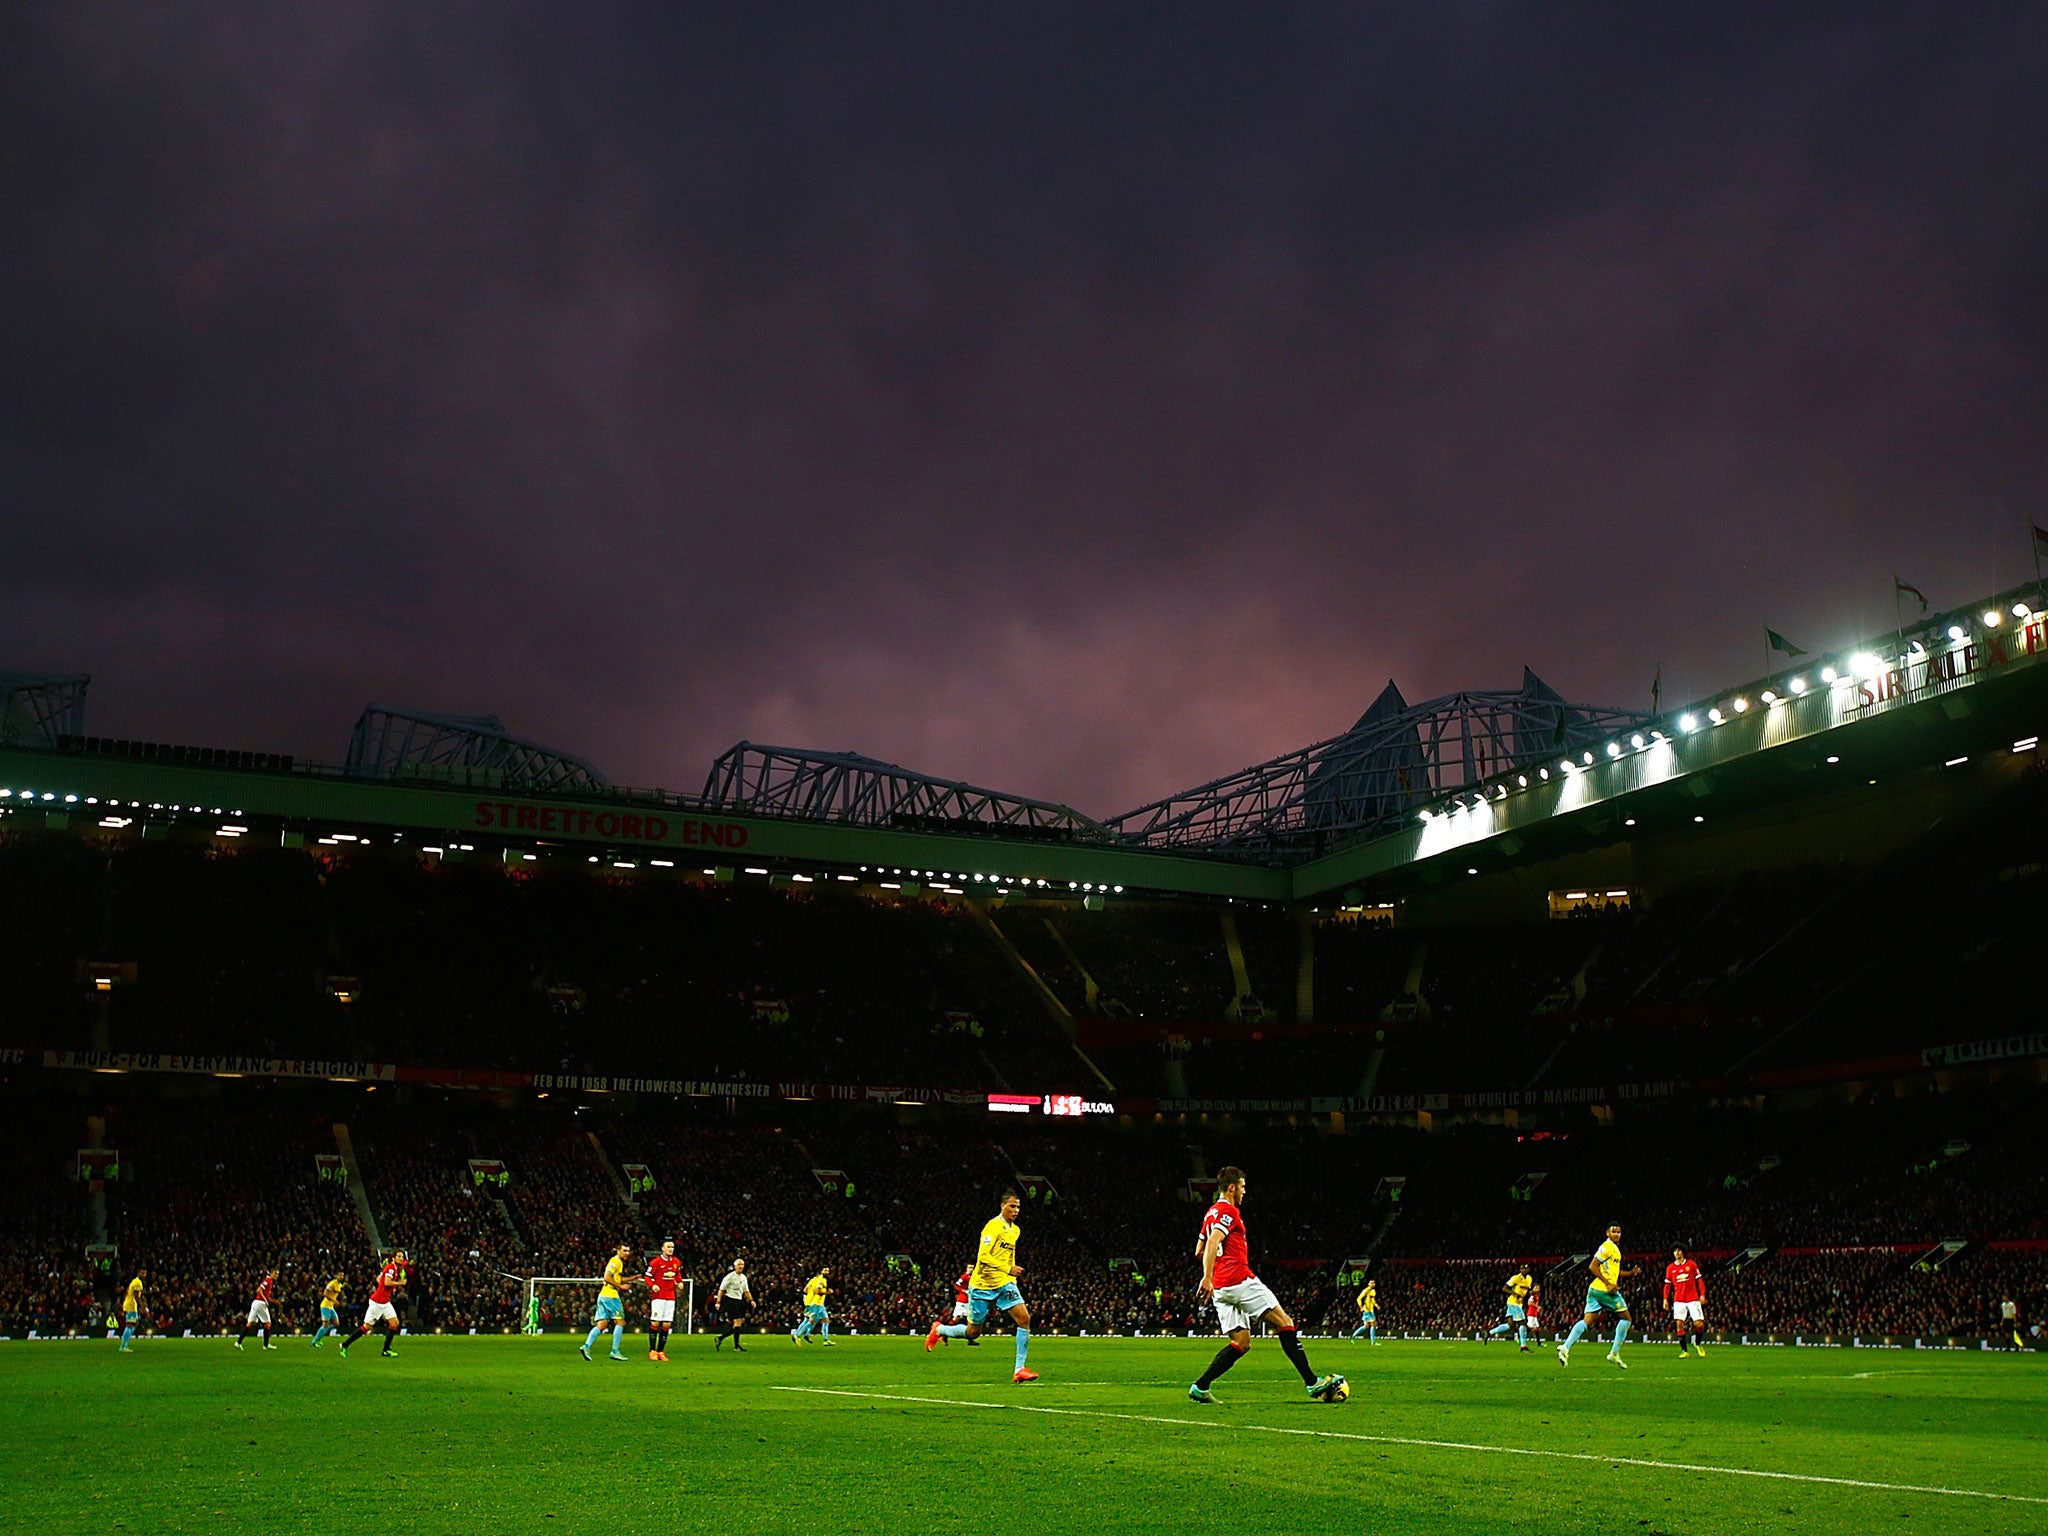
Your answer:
[6,1334,2043,1534]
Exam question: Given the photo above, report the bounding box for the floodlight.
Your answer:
[1606,743,1622,758]
[1693,815,1705,823]
[1418,810,1433,823]
[2015,603,2032,618]
[1821,666,1838,683]
[1582,751,1594,764]
[1984,610,2001,626]
[1680,714,1697,732]
[1825,755,1840,764]
[1732,697,1749,712]
[1517,774,1528,787]
[1630,734,1645,749]
[1789,677,1806,694]
[1538,768,1550,781]
[1707,708,1724,724]
[1761,690,1777,705]
[1949,625,1968,642]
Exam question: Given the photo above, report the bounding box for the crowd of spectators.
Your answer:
[0,1100,96,1337]
[6,1055,2047,1340]
[103,1095,368,1335]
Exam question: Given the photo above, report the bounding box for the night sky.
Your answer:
[5,3,2046,815]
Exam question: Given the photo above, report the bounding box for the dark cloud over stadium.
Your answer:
[4,2,2046,814]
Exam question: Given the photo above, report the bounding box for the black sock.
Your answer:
[1277,1327,1316,1385]
[1195,1343,1244,1390]
[340,1330,355,1351]
[262,1328,271,1344]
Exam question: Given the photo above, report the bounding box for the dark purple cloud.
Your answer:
[4,2,2045,815]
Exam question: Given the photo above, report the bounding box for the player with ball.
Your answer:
[1187,1166,1347,1405]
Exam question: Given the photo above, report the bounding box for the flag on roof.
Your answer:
[1894,576,1928,613]
[2033,524,2048,557]
[1766,629,1806,657]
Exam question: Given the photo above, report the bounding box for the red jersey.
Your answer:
[953,1270,972,1306]
[1664,1259,1704,1305]
[254,1275,274,1303]
[1198,1199,1253,1289]
[644,1256,682,1301]
[370,1262,404,1306]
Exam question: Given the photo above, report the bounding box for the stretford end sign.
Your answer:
[471,798,749,848]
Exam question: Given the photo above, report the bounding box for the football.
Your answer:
[1321,1376,1350,1403]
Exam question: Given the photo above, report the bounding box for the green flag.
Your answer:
[1766,628,1806,657]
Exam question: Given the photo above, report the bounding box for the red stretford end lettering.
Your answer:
[472,800,748,847]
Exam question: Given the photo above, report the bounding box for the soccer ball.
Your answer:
[1320,1376,1350,1403]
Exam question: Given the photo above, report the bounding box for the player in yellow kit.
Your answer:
[1487,1267,1535,1350]
[118,1270,145,1352]
[792,1266,834,1345]
[581,1244,634,1362]
[312,1274,345,1347]
[926,1191,1038,1382]
[1559,1224,1638,1368]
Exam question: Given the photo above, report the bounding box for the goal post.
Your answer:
[506,1273,697,1335]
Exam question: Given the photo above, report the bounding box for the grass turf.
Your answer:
[5,1332,2043,1534]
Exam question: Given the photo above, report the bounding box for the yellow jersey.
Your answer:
[321,1279,345,1312]
[123,1277,144,1315]
[1506,1271,1533,1302]
[600,1256,626,1300]
[1591,1240,1622,1293]
[1359,1283,1376,1311]
[970,1215,1020,1291]
[804,1274,829,1307]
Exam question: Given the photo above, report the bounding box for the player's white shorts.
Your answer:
[363,1300,399,1327]
[245,1300,271,1326]
[1672,1300,1704,1323]
[951,1301,970,1320]
[1211,1276,1281,1334]
[650,1298,675,1324]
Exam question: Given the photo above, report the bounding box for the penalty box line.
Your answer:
[770,1386,2048,1507]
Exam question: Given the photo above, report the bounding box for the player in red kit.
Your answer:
[235,1269,280,1350]
[1187,1167,1343,1404]
[1664,1246,1707,1358]
[341,1250,408,1358]
[644,1239,683,1361]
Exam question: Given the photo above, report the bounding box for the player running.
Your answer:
[926,1190,1038,1382]
[118,1269,145,1352]
[341,1251,407,1357]
[645,1239,682,1361]
[792,1266,833,1345]
[1487,1265,1536,1350]
[1349,1278,1378,1342]
[714,1259,754,1351]
[1664,1247,1706,1358]
[236,1269,281,1350]
[935,1268,977,1345]
[1186,1167,1342,1404]
[582,1243,634,1361]
[1559,1224,1637,1368]
[312,1274,345,1347]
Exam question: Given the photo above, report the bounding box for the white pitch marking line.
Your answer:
[771,1386,2048,1506]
